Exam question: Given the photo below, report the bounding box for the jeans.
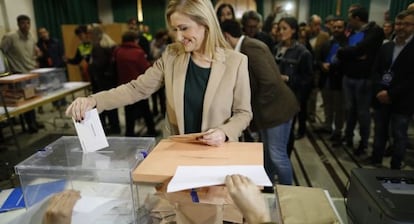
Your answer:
[260,119,293,185]
[342,77,372,146]
[390,114,411,169]
[124,99,156,136]
[371,106,391,163]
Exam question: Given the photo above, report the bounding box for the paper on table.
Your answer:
[167,165,272,192]
[72,195,126,224]
[73,195,117,213]
[73,108,108,153]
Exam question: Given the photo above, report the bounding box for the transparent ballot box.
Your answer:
[0,74,40,106]
[30,68,67,93]
[15,136,155,224]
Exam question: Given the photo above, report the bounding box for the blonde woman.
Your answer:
[66,0,252,146]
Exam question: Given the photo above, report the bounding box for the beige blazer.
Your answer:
[92,43,252,141]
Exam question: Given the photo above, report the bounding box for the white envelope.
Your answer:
[73,108,109,153]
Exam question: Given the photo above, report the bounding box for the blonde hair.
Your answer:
[166,0,230,59]
[89,24,116,48]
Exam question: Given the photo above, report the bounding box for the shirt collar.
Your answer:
[393,34,414,46]
[17,30,31,39]
[235,35,245,52]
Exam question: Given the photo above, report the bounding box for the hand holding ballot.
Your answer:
[65,97,97,122]
[198,129,226,146]
[225,175,271,224]
[169,129,226,146]
[43,190,81,224]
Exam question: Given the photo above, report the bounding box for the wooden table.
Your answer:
[0,81,90,121]
[0,81,90,153]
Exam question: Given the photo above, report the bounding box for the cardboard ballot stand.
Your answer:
[133,139,264,224]
[132,140,343,224]
[133,139,263,183]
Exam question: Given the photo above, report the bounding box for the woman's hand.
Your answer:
[280,75,289,82]
[225,175,271,224]
[43,190,81,224]
[198,129,226,146]
[65,97,97,122]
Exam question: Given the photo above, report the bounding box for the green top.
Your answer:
[184,58,211,133]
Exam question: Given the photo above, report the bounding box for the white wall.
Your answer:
[0,0,36,38]
[97,0,114,24]
[297,0,309,23]
[369,0,390,24]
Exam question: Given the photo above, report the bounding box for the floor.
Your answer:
[1,93,413,222]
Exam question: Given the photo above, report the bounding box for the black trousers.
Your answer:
[124,99,156,136]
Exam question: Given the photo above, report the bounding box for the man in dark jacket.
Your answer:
[114,31,158,137]
[241,10,274,51]
[221,20,299,186]
[319,18,347,146]
[66,25,91,82]
[37,27,64,68]
[337,7,384,155]
[370,10,414,169]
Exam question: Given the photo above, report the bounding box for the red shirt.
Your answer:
[113,42,151,85]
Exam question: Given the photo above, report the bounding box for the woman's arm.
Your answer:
[216,55,253,141]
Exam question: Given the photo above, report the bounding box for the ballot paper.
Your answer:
[73,108,108,153]
[169,132,206,144]
[167,165,272,192]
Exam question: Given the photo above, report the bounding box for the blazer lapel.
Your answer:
[173,52,190,134]
[201,48,226,131]
[393,38,414,69]
[385,42,395,69]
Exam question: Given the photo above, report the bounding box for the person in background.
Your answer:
[337,7,384,155]
[273,17,313,153]
[37,27,66,112]
[324,14,335,35]
[87,24,121,134]
[262,4,284,35]
[216,3,236,23]
[0,15,42,133]
[66,0,252,146]
[150,29,170,117]
[370,10,414,169]
[240,10,274,142]
[382,21,394,43]
[127,18,151,60]
[241,10,274,51]
[298,22,313,53]
[270,22,280,45]
[408,3,414,10]
[66,25,92,82]
[141,24,153,42]
[221,19,299,186]
[319,18,348,146]
[0,48,9,143]
[37,27,64,68]
[344,3,362,37]
[115,31,158,137]
[307,14,329,128]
